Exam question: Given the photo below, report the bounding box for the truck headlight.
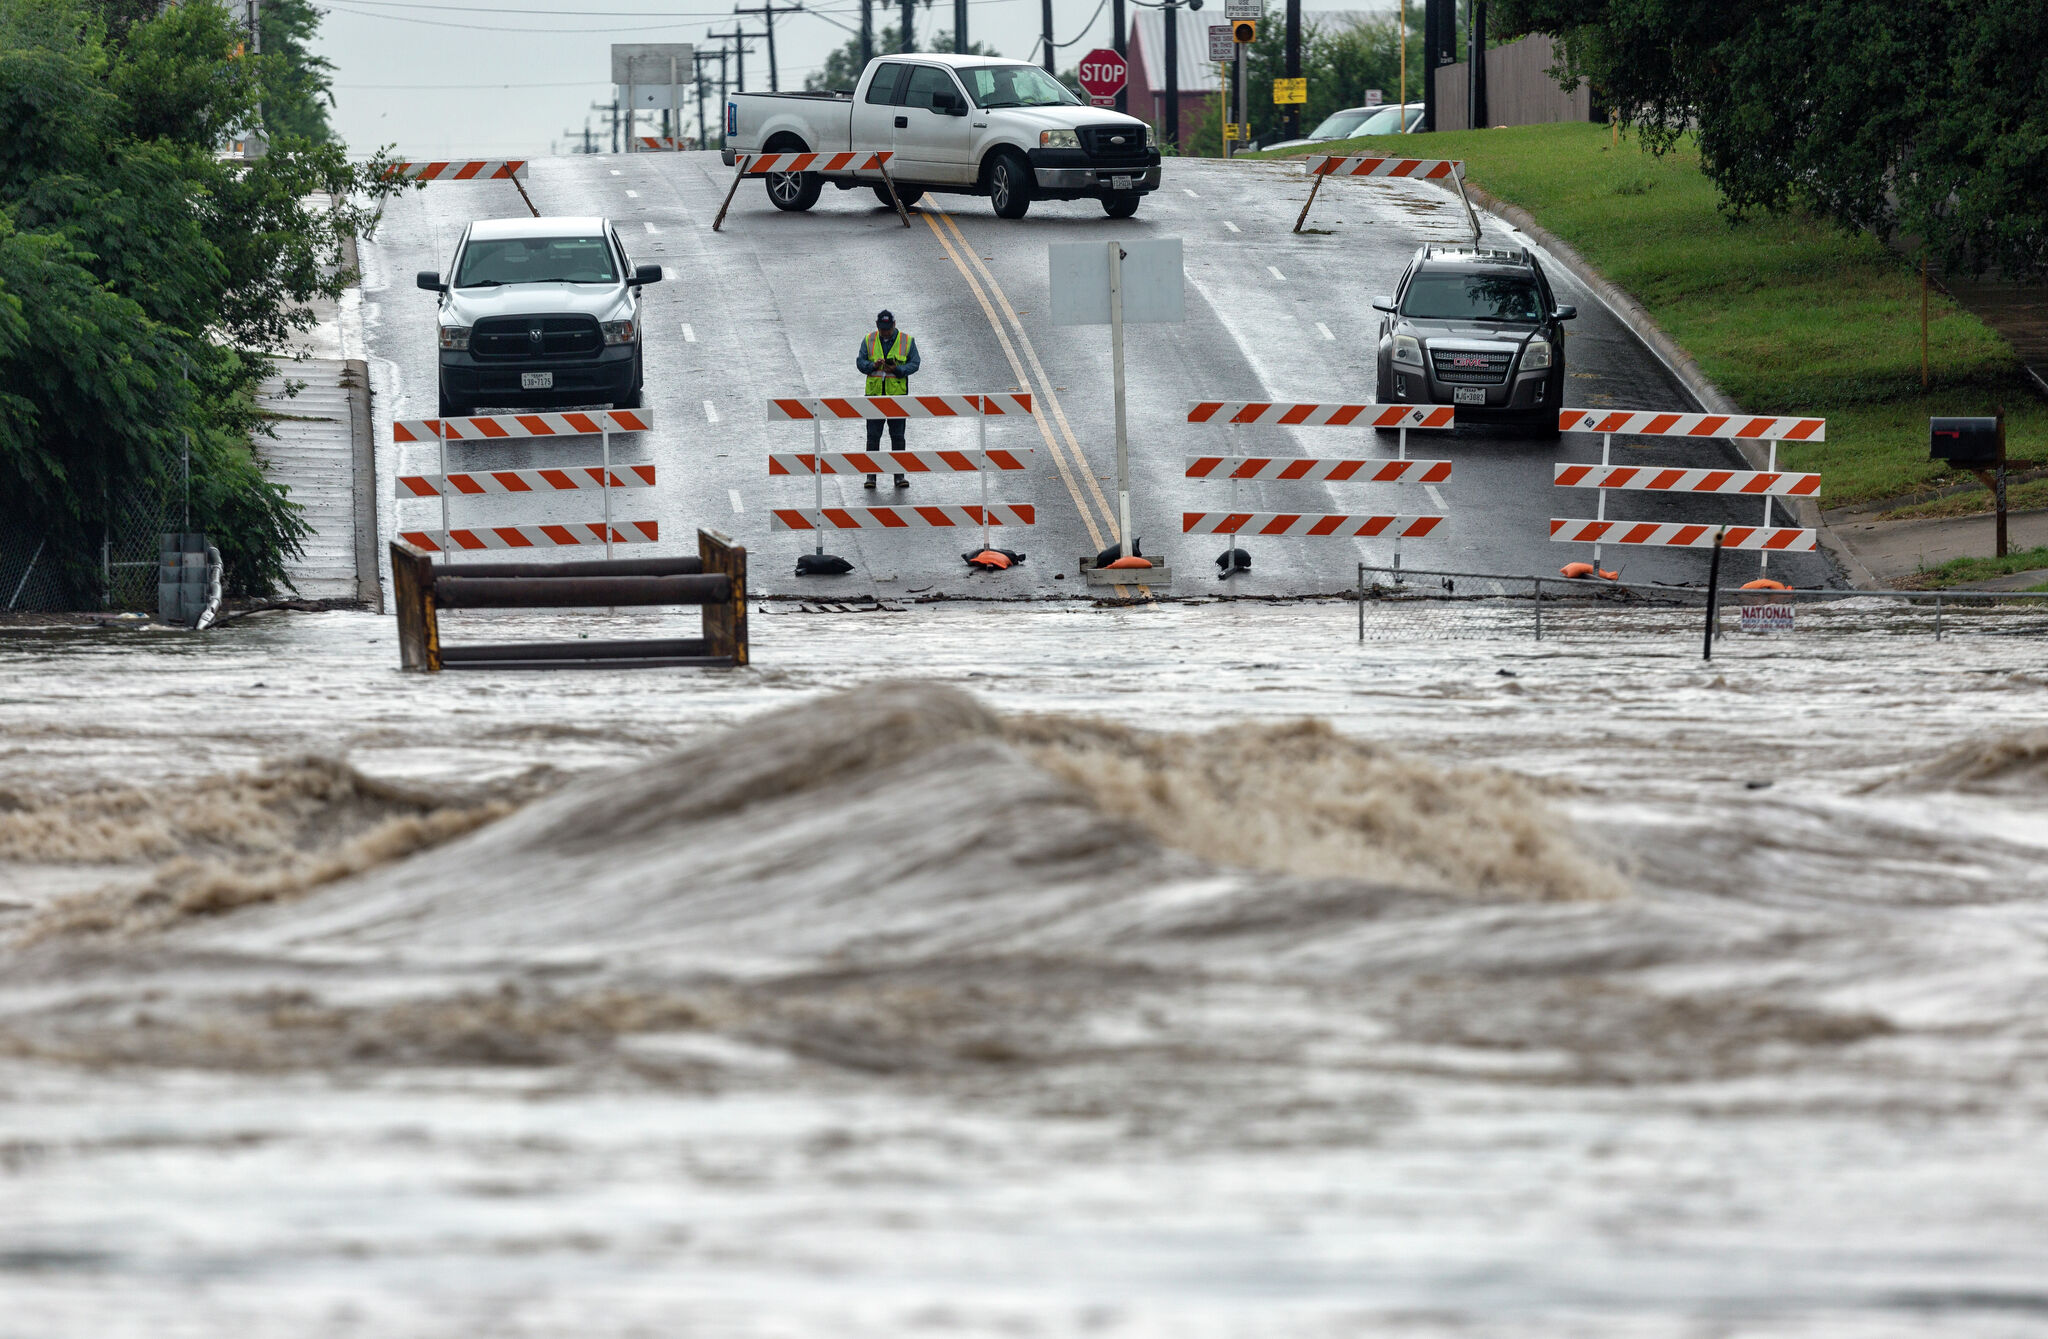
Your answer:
[439,326,470,350]
[1521,337,1552,370]
[602,320,637,346]
[1039,129,1079,149]
[1392,334,1423,367]
[1143,123,1155,147]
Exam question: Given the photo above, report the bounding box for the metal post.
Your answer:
[1760,439,1775,576]
[978,410,990,550]
[860,0,872,66]
[1467,0,1486,131]
[1164,0,1180,150]
[626,78,636,150]
[1935,591,1943,641]
[1112,0,1126,112]
[438,418,451,560]
[1234,42,1246,157]
[1108,240,1132,559]
[1594,431,1609,568]
[1533,575,1542,640]
[671,56,680,147]
[955,0,967,51]
[602,424,614,560]
[1040,0,1054,71]
[1283,0,1301,140]
[1398,425,1408,460]
[1358,561,1365,641]
[812,417,826,557]
[1703,527,1724,660]
[901,0,914,52]
[8,537,44,611]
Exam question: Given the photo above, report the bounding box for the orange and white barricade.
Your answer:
[393,411,655,558]
[386,158,538,216]
[1183,400,1455,576]
[713,151,905,231]
[1550,408,1825,572]
[767,393,1036,574]
[1294,155,1480,238]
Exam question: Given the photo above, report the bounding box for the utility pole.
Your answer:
[694,49,717,149]
[1422,0,1453,131]
[709,24,759,91]
[901,0,915,52]
[593,98,619,152]
[713,47,731,146]
[1112,0,1126,111]
[1467,0,1486,131]
[735,1,803,92]
[1283,0,1301,139]
[954,0,968,51]
[1041,0,1055,72]
[1163,0,1180,150]
[860,0,872,66]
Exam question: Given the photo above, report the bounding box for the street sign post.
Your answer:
[613,44,693,151]
[1076,47,1127,107]
[1049,239,1185,579]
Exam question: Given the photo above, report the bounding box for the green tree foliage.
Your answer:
[804,27,1000,93]
[0,0,414,602]
[259,0,336,143]
[1492,0,2048,279]
[1180,12,1422,156]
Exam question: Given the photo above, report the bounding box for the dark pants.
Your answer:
[864,417,907,452]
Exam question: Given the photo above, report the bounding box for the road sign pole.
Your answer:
[1109,239,1132,559]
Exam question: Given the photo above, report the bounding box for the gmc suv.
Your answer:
[1373,245,1576,437]
[417,216,662,417]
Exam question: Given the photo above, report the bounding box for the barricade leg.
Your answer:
[712,155,751,231]
[876,158,915,229]
[701,528,749,666]
[602,424,614,561]
[1292,173,1325,234]
[391,540,441,671]
[1760,439,1777,577]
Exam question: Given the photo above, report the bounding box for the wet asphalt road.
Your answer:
[358,153,1832,597]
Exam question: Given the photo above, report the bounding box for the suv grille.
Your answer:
[1078,124,1149,164]
[471,315,604,361]
[1431,348,1512,385]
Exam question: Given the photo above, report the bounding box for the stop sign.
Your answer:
[1076,48,1127,104]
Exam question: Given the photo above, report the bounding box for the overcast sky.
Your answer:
[315,0,1397,157]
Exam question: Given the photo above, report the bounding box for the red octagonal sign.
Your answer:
[1076,47,1127,105]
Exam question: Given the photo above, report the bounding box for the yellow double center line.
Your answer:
[920,209,1122,551]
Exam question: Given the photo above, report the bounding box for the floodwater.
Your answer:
[3,600,2047,1336]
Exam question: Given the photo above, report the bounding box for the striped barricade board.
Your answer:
[394,411,651,442]
[398,521,659,552]
[1554,464,1819,496]
[767,394,1034,421]
[387,160,528,181]
[397,466,656,498]
[1549,519,1816,551]
[769,450,1032,476]
[770,504,1036,531]
[744,151,893,174]
[1187,456,1450,483]
[1184,512,1444,539]
[1304,156,1462,180]
[1187,401,1454,429]
[1557,409,1826,441]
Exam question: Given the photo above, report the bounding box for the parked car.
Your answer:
[416,216,661,418]
[722,53,1161,219]
[1373,244,1576,437]
[1261,101,1423,152]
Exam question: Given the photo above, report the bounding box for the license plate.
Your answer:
[521,372,553,390]
[1455,386,1486,404]
[1111,175,1133,191]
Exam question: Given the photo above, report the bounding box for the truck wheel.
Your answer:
[1102,191,1142,218]
[874,182,923,209]
[989,152,1032,219]
[765,170,822,212]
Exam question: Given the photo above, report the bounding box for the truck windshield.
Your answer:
[455,236,617,287]
[1401,273,1543,321]
[967,64,1080,109]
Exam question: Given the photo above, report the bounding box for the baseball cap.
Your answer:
[876,309,895,323]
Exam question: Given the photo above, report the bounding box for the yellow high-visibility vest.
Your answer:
[864,331,911,396]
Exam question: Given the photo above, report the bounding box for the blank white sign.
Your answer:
[1048,238,1186,326]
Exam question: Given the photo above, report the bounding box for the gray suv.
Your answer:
[1373,245,1576,437]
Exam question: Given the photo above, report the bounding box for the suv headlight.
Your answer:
[439,326,470,351]
[1392,333,1423,367]
[602,319,637,346]
[1039,129,1079,149]
[1521,337,1552,370]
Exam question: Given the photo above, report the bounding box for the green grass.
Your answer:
[1254,124,2047,506]
[1894,546,2048,590]
[1882,475,2048,520]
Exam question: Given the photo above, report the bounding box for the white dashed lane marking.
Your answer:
[1183,188,1199,198]
[1223,221,1241,233]
[1424,484,1447,510]
[703,400,720,423]
[1268,266,1286,282]
[643,221,660,234]
[681,323,696,342]
[626,189,639,198]
[729,488,744,513]
[1315,321,1335,340]
[609,169,620,175]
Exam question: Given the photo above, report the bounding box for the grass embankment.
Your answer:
[1255,124,2045,511]
[1894,548,2048,591]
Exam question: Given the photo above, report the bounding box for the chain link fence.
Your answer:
[1355,564,2048,647]
[1,479,185,614]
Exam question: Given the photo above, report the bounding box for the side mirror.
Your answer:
[633,263,663,286]
[416,271,444,292]
[1371,295,1396,313]
[934,91,966,115]
[1554,304,1577,320]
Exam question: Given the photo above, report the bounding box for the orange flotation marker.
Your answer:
[1105,555,1153,569]
[1560,562,1620,581]
[1741,578,1791,591]
[967,550,1011,570]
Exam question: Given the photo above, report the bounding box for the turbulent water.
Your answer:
[3,601,2047,1336]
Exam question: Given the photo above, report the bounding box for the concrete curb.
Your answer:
[1460,180,1881,589]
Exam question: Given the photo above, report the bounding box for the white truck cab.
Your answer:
[723,54,1161,219]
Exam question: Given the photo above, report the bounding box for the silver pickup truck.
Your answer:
[722,53,1161,219]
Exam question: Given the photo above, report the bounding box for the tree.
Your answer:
[1492,0,2048,280]
[0,0,414,603]
[259,0,336,143]
[1180,14,1417,156]
[804,27,1000,92]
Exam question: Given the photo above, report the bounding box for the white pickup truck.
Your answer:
[722,53,1161,219]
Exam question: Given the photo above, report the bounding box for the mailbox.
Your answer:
[1929,416,2001,466]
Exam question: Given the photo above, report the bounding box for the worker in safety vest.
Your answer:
[855,309,921,488]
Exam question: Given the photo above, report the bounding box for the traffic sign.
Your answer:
[1225,0,1260,17]
[1208,24,1234,60]
[1273,77,1306,104]
[1364,89,1383,106]
[1232,20,1256,43]
[1076,48,1127,105]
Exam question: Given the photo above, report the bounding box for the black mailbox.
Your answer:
[1930,417,2000,466]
